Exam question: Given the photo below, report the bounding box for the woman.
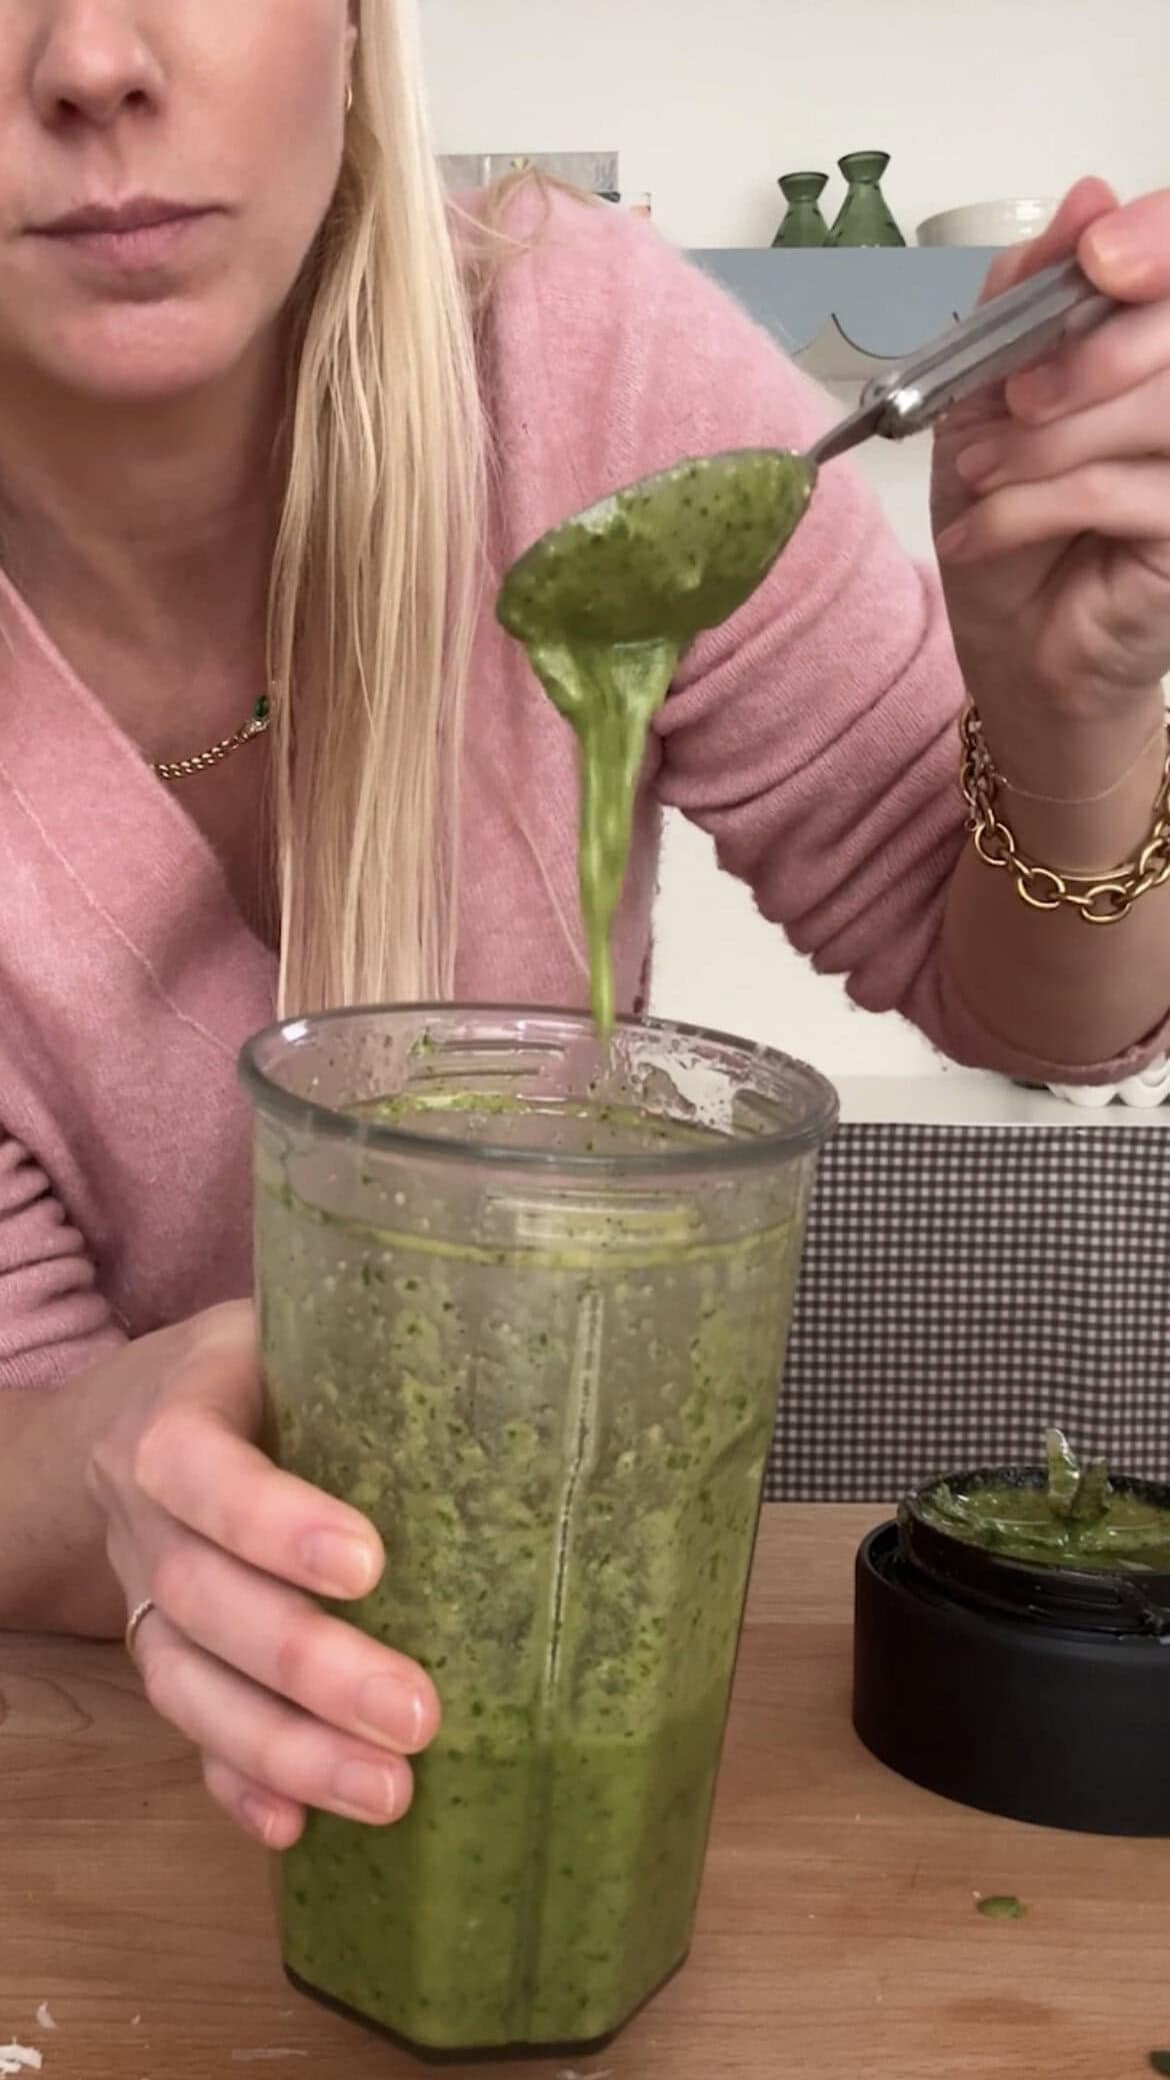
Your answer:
[2,0,1169,1851]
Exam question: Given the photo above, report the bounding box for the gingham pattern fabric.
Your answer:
[768,1123,1170,1502]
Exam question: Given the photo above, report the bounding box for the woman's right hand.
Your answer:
[87,1301,439,1849]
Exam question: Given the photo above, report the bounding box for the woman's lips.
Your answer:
[30,201,222,270]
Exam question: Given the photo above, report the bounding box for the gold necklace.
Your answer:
[150,695,271,783]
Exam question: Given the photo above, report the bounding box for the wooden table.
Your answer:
[2,1507,1166,2080]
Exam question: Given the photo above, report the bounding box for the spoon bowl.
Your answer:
[497,448,816,650]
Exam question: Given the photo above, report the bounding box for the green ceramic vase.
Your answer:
[772,170,829,248]
[826,151,906,248]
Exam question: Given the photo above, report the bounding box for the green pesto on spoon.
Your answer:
[496,262,1115,1035]
[497,450,814,1034]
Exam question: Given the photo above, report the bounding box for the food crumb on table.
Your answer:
[229,2054,309,2065]
[975,1894,1027,1920]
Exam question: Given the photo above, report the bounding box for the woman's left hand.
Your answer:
[933,179,1170,721]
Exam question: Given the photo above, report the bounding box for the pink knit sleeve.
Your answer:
[516,194,1168,1083]
[0,1135,125,1389]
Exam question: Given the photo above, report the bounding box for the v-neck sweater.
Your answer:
[1,189,1159,1388]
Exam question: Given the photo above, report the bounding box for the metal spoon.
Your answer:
[811,256,1115,463]
[497,260,1118,650]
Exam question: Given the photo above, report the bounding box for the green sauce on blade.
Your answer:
[915,1430,1170,1573]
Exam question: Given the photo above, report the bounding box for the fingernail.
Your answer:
[953,441,1002,486]
[1084,220,1154,295]
[240,1793,281,1848]
[300,1529,381,1599]
[331,1759,403,1822]
[934,519,970,561]
[1008,365,1064,420]
[355,1675,428,1753]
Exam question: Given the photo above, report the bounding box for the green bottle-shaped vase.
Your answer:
[772,170,830,248]
[826,151,906,248]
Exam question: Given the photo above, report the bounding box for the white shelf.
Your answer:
[837,1072,1170,1129]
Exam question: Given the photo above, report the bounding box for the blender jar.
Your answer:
[241,1006,836,2055]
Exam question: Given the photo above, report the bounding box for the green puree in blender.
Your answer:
[261,1101,802,2050]
[497,450,813,1035]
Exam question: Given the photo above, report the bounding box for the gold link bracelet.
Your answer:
[959,706,1170,925]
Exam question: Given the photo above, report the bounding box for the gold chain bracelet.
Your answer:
[959,705,1170,925]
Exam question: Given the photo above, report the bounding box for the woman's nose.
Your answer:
[31,0,162,129]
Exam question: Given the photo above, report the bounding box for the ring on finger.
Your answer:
[125,1596,158,1662]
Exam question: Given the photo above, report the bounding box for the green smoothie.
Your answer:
[258,1090,804,2050]
[497,450,813,1035]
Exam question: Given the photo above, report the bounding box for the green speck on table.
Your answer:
[975,1894,1026,1921]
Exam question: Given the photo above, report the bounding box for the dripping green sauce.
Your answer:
[498,449,814,1034]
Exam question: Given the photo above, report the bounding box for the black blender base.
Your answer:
[853,1521,1170,1837]
[284,1961,685,2065]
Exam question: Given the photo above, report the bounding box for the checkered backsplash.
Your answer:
[768,1122,1170,1502]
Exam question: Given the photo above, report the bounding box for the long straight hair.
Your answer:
[269,0,488,1015]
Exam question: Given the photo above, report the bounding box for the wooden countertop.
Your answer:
[1,1506,1166,2079]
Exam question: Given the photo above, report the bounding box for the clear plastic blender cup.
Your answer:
[241,1006,837,2056]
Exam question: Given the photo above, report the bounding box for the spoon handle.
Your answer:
[863,259,1117,438]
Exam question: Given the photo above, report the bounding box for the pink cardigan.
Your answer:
[0,191,1153,1389]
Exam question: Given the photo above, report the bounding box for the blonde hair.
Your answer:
[269,0,489,1016]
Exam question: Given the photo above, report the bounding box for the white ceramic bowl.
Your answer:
[917,198,1057,248]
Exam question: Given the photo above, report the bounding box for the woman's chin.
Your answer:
[34,310,266,407]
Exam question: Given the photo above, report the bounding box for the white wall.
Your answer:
[422,0,1170,1078]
